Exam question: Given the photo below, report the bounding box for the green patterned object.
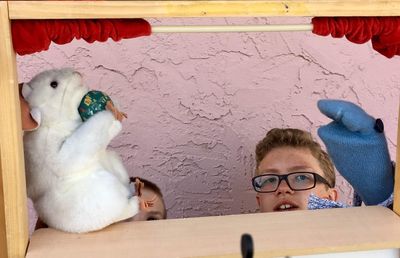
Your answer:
[78,90,113,122]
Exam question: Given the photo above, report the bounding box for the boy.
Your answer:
[252,128,338,212]
[130,177,167,221]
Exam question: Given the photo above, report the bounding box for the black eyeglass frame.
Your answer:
[251,172,333,193]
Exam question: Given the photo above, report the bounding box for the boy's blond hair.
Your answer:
[255,128,335,188]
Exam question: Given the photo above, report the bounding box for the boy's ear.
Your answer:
[256,194,261,208]
[19,83,39,131]
[327,188,338,202]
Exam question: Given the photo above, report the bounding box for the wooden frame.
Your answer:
[1,1,400,258]
[8,0,400,19]
[0,2,29,258]
[24,206,400,258]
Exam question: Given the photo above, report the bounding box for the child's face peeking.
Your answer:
[132,187,166,221]
[255,146,337,212]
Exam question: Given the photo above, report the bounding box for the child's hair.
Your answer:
[131,177,167,219]
[255,128,335,188]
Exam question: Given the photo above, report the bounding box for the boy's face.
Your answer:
[132,187,166,221]
[255,146,337,212]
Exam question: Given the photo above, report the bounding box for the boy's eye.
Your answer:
[294,175,311,182]
[260,177,277,187]
[50,81,58,88]
[266,177,277,183]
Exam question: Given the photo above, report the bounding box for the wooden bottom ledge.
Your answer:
[26,206,400,258]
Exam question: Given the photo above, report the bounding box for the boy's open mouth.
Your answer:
[273,201,299,212]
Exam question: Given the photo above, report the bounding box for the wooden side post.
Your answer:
[0,1,29,258]
[393,103,400,215]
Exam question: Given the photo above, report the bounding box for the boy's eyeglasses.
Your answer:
[252,172,332,193]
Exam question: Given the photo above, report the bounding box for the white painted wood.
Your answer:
[293,248,399,258]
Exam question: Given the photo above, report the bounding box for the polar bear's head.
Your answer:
[22,68,89,126]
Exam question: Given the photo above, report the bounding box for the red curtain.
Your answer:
[13,17,400,58]
[12,19,151,55]
[312,17,400,58]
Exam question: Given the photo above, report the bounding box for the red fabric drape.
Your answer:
[13,17,400,58]
[12,19,151,55]
[312,17,400,58]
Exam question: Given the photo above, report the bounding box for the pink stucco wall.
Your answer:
[18,17,399,233]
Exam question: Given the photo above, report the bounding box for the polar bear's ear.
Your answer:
[21,82,33,99]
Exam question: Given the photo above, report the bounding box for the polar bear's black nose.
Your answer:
[50,81,58,88]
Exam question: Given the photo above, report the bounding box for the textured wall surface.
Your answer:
[18,17,399,234]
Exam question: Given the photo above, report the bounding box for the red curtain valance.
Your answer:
[11,17,400,58]
[12,19,151,55]
[312,17,400,58]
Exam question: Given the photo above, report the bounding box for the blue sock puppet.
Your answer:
[317,99,394,205]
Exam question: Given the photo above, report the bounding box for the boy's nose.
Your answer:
[275,179,294,195]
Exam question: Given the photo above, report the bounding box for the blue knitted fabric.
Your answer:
[378,193,394,207]
[317,99,393,205]
[307,194,393,210]
[308,194,349,209]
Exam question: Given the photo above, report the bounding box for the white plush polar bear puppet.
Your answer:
[22,68,139,233]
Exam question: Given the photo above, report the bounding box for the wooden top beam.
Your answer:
[8,0,400,19]
[26,206,400,258]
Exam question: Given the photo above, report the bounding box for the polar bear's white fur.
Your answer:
[23,68,139,233]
